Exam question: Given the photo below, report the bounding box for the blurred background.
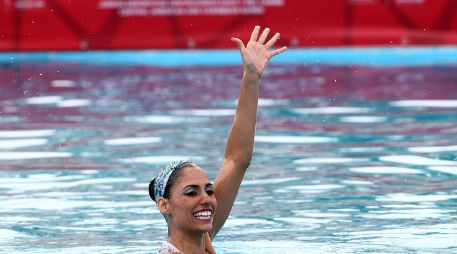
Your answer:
[1,0,457,50]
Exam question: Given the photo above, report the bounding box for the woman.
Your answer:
[149,26,287,254]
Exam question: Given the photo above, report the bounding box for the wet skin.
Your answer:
[166,166,217,235]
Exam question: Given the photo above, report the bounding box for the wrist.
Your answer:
[243,69,261,81]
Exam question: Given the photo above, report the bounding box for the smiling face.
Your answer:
[161,166,217,234]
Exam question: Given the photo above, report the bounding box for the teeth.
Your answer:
[193,211,212,217]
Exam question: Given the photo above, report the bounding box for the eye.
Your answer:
[184,188,198,196]
[205,186,214,196]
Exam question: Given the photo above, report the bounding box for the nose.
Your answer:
[200,190,216,207]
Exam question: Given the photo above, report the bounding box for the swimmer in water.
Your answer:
[149,26,287,254]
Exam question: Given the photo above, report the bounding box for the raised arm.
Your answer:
[210,26,287,238]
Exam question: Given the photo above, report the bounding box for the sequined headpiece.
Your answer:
[154,160,192,201]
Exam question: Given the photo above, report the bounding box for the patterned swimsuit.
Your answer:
[158,242,182,254]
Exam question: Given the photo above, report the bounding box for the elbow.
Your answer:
[238,158,252,170]
[227,153,252,170]
[240,159,251,170]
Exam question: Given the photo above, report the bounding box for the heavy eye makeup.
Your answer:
[205,184,214,196]
[182,184,214,196]
[183,186,198,196]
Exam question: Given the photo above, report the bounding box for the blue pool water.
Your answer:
[1,48,457,253]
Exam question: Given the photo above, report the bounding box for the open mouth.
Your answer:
[192,209,213,222]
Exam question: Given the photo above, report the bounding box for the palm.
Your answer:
[232,26,287,77]
[242,41,269,75]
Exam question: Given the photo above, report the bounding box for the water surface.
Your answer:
[1,50,457,253]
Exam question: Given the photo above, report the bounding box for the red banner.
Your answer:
[1,0,457,51]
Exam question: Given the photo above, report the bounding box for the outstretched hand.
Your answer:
[231,26,287,78]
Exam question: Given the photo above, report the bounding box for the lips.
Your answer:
[192,209,213,222]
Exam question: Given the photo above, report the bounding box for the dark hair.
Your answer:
[148,161,197,202]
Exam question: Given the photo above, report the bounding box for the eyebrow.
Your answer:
[183,183,213,189]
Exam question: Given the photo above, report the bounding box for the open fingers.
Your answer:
[269,46,288,57]
[257,27,270,44]
[265,32,280,49]
[231,37,245,50]
[249,26,260,42]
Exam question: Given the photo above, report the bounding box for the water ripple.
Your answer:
[380,155,457,166]
[427,166,457,175]
[390,100,457,108]
[349,166,421,174]
[104,137,161,146]
[0,152,72,160]
[120,155,204,164]
[0,139,48,149]
[294,157,368,164]
[408,145,457,153]
[0,130,55,138]
[256,135,338,144]
[291,107,371,114]
[1,59,457,253]
[377,193,457,202]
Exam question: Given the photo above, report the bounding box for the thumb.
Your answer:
[231,37,245,50]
